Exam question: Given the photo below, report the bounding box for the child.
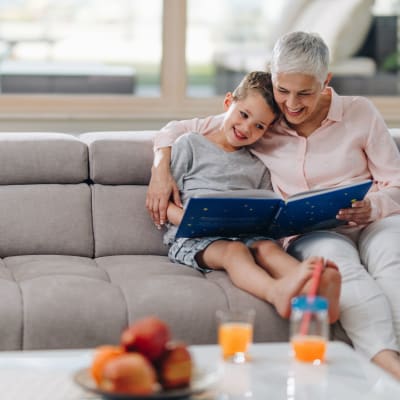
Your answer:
[163,71,341,321]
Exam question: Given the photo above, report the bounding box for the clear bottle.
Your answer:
[290,295,329,363]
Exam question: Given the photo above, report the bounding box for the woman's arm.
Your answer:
[153,114,224,150]
[337,102,400,224]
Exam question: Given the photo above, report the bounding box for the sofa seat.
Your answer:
[0,252,289,350]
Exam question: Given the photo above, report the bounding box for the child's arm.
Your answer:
[167,201,184,226]
[148,116,222,227]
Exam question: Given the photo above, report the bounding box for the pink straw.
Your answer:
[299,259,324,335]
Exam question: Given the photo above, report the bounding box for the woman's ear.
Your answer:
[223,92,233,111]
[323,72,332,88]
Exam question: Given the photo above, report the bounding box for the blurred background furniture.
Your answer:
[214,0,399,95]
[0,61,136,94]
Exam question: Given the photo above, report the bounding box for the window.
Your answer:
[0,0,398,131]
[0,0,162,95]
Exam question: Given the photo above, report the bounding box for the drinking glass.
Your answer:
[290,295,329,364]
[216,309,255,363]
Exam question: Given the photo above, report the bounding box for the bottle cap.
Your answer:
[291,295,328,312]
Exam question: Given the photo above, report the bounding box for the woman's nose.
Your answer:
[286,93,299,108]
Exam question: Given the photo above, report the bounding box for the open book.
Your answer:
[175,180,373,239]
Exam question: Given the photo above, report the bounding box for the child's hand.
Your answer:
[336,198,372,226]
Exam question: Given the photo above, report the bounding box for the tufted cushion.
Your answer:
[80,131,156,185]
[0,132,88,184]
[292,0,374,63]
[0,184,93,257]
[266,0,311,47]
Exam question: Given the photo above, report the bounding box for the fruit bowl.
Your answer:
[74,365,219,399]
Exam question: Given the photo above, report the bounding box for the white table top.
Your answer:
[0,342,399,399]
[191,341,400,399]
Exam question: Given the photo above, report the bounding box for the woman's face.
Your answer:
[273,72,328,126]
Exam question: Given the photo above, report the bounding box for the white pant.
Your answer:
[287,214,400,359]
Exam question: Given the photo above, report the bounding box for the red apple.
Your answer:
[99,353,158,395]
[158,341,193,390]
[121,316,170,362]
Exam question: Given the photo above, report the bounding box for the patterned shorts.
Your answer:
[168,236,274,273]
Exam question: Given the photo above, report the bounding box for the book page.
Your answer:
[287,180,372,202]
[194,189,279,199]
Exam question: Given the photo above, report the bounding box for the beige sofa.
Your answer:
[0,129,399,350]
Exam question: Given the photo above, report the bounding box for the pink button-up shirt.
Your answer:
[154,89,400,220]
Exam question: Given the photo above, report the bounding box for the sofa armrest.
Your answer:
[389,129,400,151]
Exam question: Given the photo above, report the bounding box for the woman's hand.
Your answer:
[336,198,372,226]
[146,148,182,228]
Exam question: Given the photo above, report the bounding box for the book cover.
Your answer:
[175,180,373,239]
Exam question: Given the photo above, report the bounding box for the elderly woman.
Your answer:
[146,31,400,379]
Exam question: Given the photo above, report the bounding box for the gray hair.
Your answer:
[270,31,330,87]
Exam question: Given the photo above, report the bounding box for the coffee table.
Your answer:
[0,342,398,399]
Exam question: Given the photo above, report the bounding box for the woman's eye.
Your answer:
[256,124,265,130]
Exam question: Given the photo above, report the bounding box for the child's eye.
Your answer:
[256,124,265,130]
[240,111,248,119]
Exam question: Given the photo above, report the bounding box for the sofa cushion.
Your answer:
[292,0,374,63]
[92,184,166,257]
[0,132,88,184]
[0,184,93,257]
[267,0,311,47]
[96,255,230,344]
[21,274,126,349]
[4,255,127,349]
[0,278,23,350]
[80,131,157,185]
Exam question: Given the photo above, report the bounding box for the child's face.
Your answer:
[222,92,275,149]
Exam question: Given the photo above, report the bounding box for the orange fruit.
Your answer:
[90,345,125,385]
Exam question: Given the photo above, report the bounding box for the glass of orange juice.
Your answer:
[216,309,255,363]
[290,296,329,364]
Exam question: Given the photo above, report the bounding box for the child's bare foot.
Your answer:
[269,258,317,319]
[300,259,341,323]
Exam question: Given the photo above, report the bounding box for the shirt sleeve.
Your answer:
[153,113,225,150]
[170,135,193,191]
[258,165,273,191]
[363,101,400,219]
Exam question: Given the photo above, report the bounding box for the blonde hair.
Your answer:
[232,71,280,117]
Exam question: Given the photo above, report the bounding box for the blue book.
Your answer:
[175,180,373,239]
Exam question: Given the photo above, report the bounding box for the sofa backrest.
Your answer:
[0,129,398,259]
[80,131,167,258]
[0,133,93,257]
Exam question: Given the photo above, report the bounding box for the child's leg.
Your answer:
[251,240,341,322]
[196,239,315,318]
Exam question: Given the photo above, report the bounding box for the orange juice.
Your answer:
[291,335,327,363]
[218,322,253,360]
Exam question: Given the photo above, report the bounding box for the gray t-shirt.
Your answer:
[163,132,272,244]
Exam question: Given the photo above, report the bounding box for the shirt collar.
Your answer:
[326,87,343,122]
